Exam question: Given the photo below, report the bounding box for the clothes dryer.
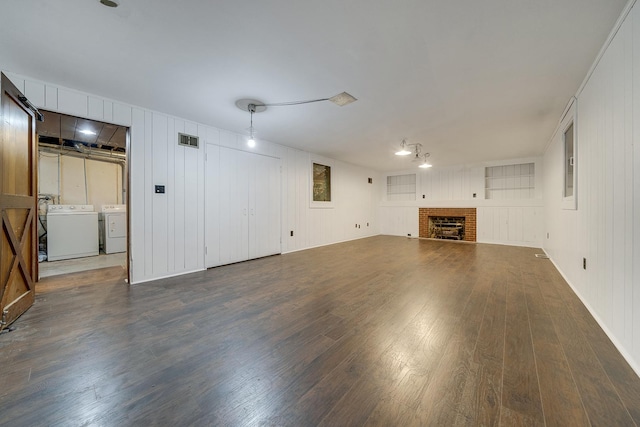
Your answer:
[101,205,127,254]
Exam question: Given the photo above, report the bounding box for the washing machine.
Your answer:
[47,205,99,261]
[101,205,127,254]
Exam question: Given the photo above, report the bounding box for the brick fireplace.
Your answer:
[419,208,477,242]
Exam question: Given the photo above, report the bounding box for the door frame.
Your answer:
[35,111,131,283]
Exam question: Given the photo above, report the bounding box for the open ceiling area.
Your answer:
[0,0,629,171]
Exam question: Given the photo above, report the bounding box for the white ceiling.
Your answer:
[0,0,628,171]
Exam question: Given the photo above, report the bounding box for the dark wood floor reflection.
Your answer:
[1,236,639,426]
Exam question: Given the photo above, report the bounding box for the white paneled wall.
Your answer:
[543,2,640,374]
[476,206,543,247]
[4,71,381,283]
[379,206,419,237]
[380,161,544,248]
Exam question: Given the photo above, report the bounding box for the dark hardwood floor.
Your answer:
[1,236,639,426]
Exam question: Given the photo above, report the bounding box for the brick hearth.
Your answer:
[419,208,477,242]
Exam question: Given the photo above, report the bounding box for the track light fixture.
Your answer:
[236,92,357,147]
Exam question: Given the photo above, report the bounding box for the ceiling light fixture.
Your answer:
[236,92,356,147]
[418,153,432,168]
[79,129,97,136]
[396,139,433,168]
[395,139,412,156]
[247,104,257,148]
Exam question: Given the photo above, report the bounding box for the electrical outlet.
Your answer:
[583,258,586,270]
[473,193,477,198]
[407,233,411,237]
[366,222,369,227]
[547,232,549,239]
[290,230,294,237]
[422,194,425,199]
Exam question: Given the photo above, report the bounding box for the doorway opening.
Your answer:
[36,111,129,279]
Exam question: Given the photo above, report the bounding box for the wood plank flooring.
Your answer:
[1,236,639,426]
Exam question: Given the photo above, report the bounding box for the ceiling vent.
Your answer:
[178,133,199,149]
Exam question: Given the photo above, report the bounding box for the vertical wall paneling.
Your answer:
[196,125,206,270]
[183,122,199,270]
[152,114,169,276]
[632,2,640,359]
[281,149,291,253]
[103,101,114,123]
[24,80,45,107]
[166,118,176,272]
[204,143,221,267]
[296,150,310,249]
[44,85,58,110]
[544,2,640,374]
[623,4,634,346]
[57,88,88,117]
[130,108,146,283]
[610,23,625,336]
[173,120,186,270]
[507,207,523,243]
[113,102,133,127]
[143,111,153,277]
[88,96,104,120]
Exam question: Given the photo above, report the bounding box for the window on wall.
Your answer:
[564,122,574,198]
[560,97,576,210]
[386,173,416,201]
[312,163,331,202]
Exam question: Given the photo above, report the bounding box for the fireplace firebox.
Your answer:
[418,208,477,242]
[429,216,465,240]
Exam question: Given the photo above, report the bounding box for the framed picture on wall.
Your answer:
[310,159,334,208]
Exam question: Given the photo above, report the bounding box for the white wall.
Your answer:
[379,160,545,247]
[543,1,640,374]
[4,72,381,283]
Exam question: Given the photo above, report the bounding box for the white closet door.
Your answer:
[218,147,249,265]
[249,154,281,259]
[205,146,281,267]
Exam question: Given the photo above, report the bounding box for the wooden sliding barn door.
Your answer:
[0,73,38,330]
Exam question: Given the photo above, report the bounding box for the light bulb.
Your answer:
[247,137,256,148]
[395,149,412,156]
[419,162,432,169]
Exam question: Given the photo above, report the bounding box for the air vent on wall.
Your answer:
[178,133,199,148]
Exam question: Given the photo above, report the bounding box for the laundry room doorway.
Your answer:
[36,111,129,280]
